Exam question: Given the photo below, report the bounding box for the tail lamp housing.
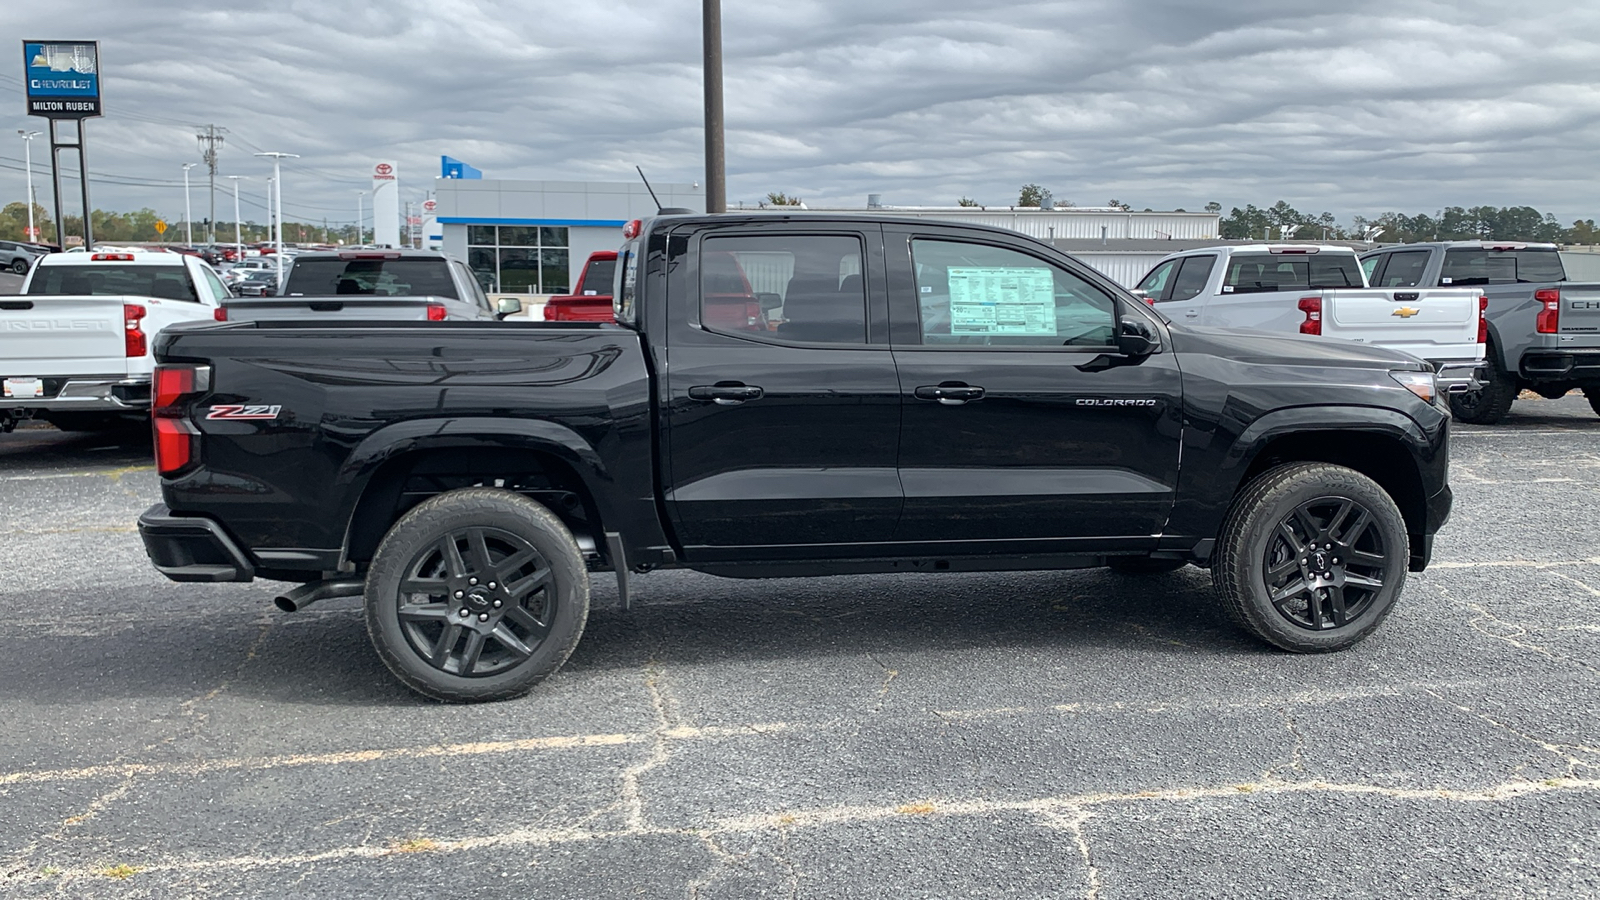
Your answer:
[152,364,211,476]
[1535,288,1560,334]
[1298,296,1323,335]
[426,303,448,321]
[124,304,148,357]
[1477,293,1488,344]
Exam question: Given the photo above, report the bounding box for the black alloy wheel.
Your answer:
[10,258,27,275]
[396,527,556,678]
[365,488,589,702]
[1261,498,1386,631]
[1448,350,1517,424]
[1213,463,1407,653]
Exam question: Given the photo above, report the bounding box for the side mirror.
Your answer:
[755,292,783,312]
[495,297,523,320]
[1116,319,1159,357]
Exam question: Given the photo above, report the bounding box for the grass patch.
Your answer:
[1234,784,1257,793]
[100,864,141,880]
[895,802,937,815]
[391,838,441,854]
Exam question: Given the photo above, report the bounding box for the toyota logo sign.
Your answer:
[375,163,392,176]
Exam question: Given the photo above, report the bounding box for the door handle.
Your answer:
[1184,310,1199,318]
[914,383,986,405]
[688,383,765,405]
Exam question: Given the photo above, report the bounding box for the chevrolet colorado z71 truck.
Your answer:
[139,214,1453,703]
[1359,241,1600,423]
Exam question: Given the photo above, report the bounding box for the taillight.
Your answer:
[152,365,211,476]
[1298,296,1323,335]
[124,304,148,357]
[1535,288,1560,334]
[214,307,228,322]
[622,219,642,240]
[93,252,135,261]
[426,303,447,321]
[1477,293,1488,344]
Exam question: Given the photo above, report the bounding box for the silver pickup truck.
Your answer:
[225,250,519,322]
[1360,241,1600,424]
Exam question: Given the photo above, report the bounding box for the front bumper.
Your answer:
[0,376,151,412]
[138,503,256,583]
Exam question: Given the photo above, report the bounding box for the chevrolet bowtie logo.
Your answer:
[1392,307,1421,318]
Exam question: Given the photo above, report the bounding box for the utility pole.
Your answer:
[227,175,244,262]
[17,131,41,242]
[182,162,197,245]
[354,190,365,246]
[196,125,227,245]
[703,0,726,213]
[254,151,299,292]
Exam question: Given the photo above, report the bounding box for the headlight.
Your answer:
[1389,369,1437,403]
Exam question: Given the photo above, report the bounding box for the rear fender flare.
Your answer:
[332,417,616,562]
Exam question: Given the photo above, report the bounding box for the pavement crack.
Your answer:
[1462,601,1600,676]
[620,661,676,833]
[1424,688,1599,780]
[1262,706,1308,783]
[1040,807,1101,900]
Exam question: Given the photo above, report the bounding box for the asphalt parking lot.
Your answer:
[1,400,1597,898]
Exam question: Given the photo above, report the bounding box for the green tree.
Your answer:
[1107,200,1131,211]
[1017,184,1050,207]
[763,192,802,207]
[1204,201,1222,214]
[957,197,979,207]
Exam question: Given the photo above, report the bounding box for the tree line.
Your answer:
[1216,201,1600,244]
[0,202,356,246]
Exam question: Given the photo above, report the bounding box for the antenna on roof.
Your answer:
[636,166,663,212]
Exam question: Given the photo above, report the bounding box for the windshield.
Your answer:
[283,258,459,298]
[1440,248,1565,285]
[581,257,616,295]
[1223,253,1364,293]
[27,264,198,301]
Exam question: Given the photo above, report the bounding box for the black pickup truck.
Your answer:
[139,214,1453,702]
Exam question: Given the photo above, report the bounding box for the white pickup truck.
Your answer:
[1133,244,1486,393]
[0,248,231,432]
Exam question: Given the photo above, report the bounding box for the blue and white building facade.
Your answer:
[434,179,704,295]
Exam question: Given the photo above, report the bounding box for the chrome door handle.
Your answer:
[914,384,986,405]
[688,383,764,405]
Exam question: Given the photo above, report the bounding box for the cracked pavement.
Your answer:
[1,396,1598,898]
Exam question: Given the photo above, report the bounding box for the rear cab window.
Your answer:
[581,256,616,295]
[1373,250,1429,288]
[283,257,460,298]
[1440,248,1566,285]
[28,263,199,301]
[1222,252,1363,294]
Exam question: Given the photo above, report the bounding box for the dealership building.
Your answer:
[433,176,1219,293]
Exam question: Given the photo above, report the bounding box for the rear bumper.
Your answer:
[0,376,151,412]
[138,503,256,583]
[1519,349,1600,383]
[1429,359,1485,394]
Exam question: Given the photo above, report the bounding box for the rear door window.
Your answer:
[1374,250,1429,288]
[700,235,866,345]
[910,239,1116,348]
[1168,255,1215,302]
[1440,249,1566,285]
[1222,253,1364,293]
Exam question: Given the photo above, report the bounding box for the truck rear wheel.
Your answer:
[1212,463,1407,653]
[364,488,589,703]
[1447,357,1516,424]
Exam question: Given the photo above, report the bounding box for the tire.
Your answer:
[364,488,590,703]
[1584,387,1600,418]
[1212,463,1408,653]
[10,258,27,275]
[1107,556,1188,574]
[1448,354,1517,424]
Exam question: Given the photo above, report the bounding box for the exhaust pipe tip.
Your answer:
[273,594,300,613]
[274,579,364,614]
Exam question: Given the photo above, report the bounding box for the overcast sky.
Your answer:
[6,0,1600,229]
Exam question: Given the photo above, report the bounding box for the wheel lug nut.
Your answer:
[454,590,464,599]
[478,613,490,622]
[488,582,497,589]
[469,577,478,586]
[492,599,502,608]
[458,608,470,618]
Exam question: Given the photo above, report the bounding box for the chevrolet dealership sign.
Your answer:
[24,41,102,118]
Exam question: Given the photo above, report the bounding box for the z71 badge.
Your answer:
[205,404,282,421]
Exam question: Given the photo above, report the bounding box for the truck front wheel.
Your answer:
[1212,463,1408,653]
[364,488,590,703]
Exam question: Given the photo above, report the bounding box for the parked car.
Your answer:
[1133,244,1486,394]
[0,239,47,275]
[232,269,281,297]
[1,248,229,432]
[139,213,1452,702]
[1358,241,1600,423]
[543,250,618,322]
[223,249,504,321]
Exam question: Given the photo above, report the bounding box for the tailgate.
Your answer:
[1556,283,1600,345]
[0,296,130,378]
[225,298,437,322]
[1323,288,1479,347]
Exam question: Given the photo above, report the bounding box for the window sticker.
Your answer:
[946,267,1056,335]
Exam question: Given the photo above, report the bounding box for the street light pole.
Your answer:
[702,0,726,213]
[227,175,244,263]
[17,130,41,242]
[354,190,365,246]
[254,151,299,292]
[182,162,198,245]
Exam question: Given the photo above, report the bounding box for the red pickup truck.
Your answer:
[542,251,617,321]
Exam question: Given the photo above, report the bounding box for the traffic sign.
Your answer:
[154,219,167,235]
